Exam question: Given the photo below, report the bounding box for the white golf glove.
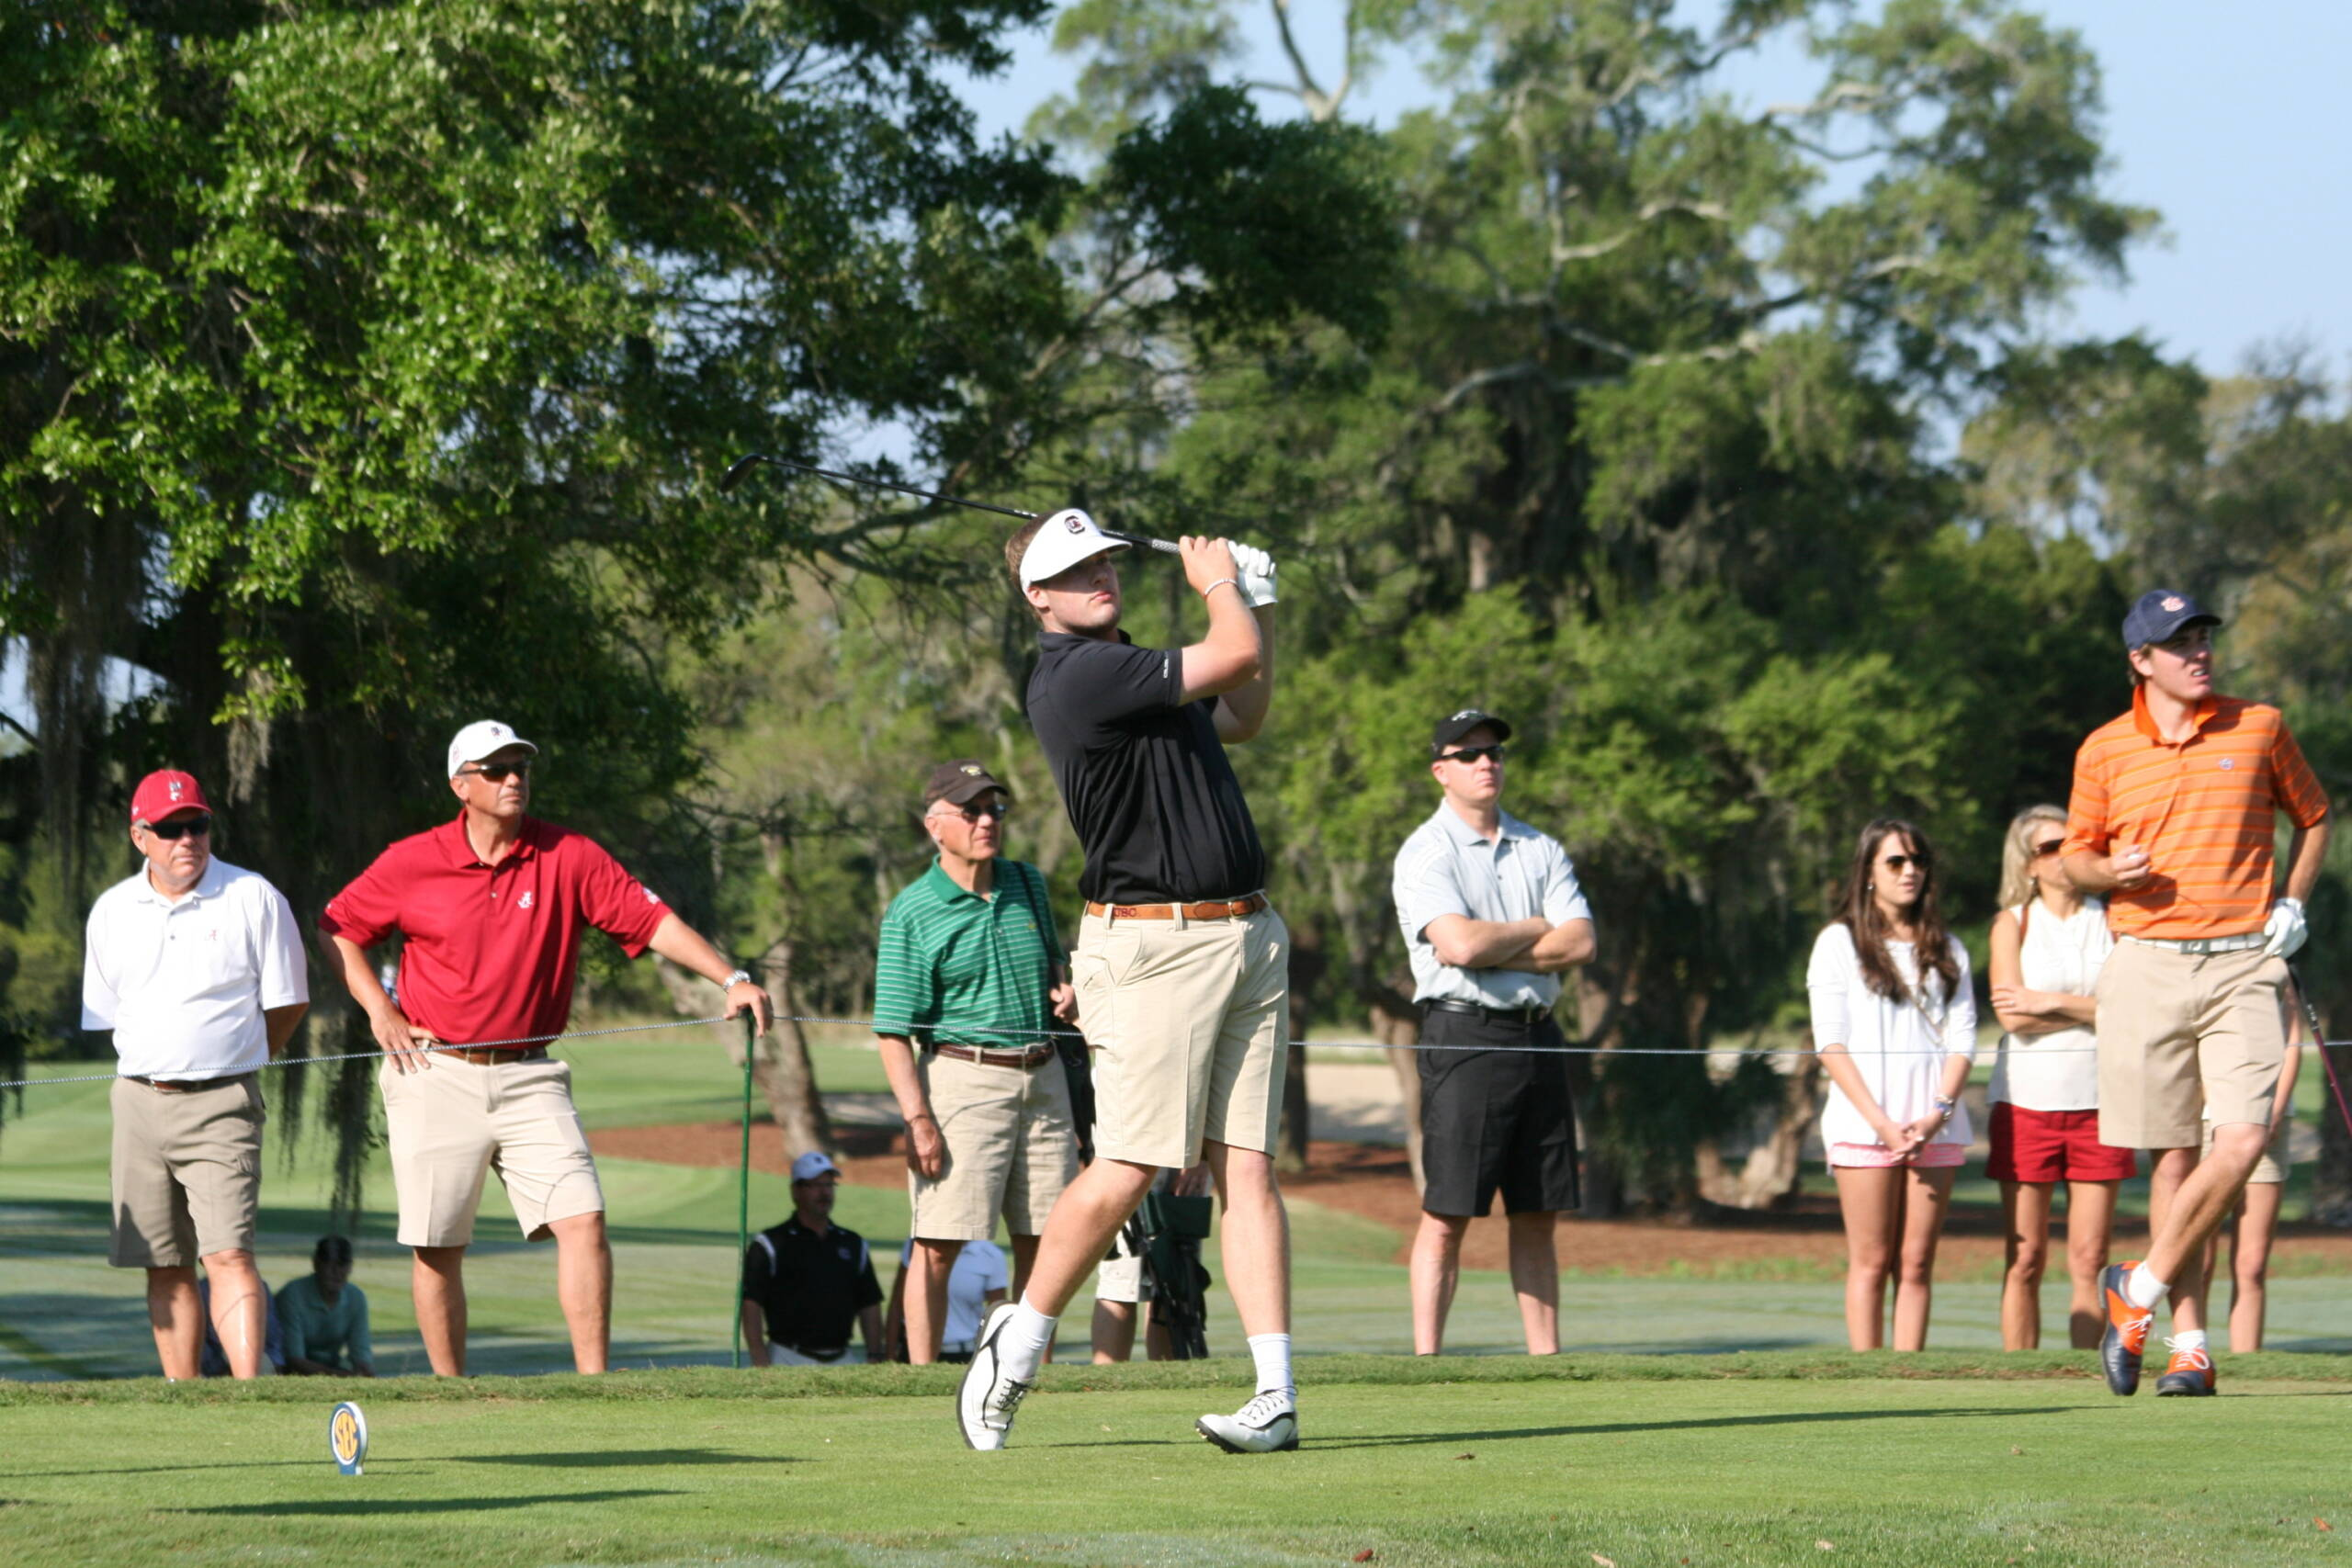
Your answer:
[1229,543,1278,607]
[2263,897,2308,959]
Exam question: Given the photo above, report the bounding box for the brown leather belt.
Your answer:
[433,1045,551,1066]
[932,1042,1057,1069]
[124,1071,254,1094]
[1085,892,1268,922]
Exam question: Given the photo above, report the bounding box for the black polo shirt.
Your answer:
[741,1218,882,1356]
[1026,630,1267,905]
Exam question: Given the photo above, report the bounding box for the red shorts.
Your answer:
[1985,1102,2137,1184]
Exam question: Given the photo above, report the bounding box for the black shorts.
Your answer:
[1416,1008,1579,1218]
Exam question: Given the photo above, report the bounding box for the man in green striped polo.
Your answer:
[874,760,1080,1365]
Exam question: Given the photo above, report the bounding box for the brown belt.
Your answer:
[432,1045,551,1066]
[1085,892,1268,922]
[932,1042,1057,1069]
[124,1071,254,1094]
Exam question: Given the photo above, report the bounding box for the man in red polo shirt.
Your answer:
[321,720,772,1375]
[2063,591,2330,1399]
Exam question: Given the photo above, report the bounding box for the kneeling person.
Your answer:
[741,1154,884,1366]
[875,761,1079,1364]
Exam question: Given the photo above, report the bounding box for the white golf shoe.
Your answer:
[1195,1387,1298,1453]
[956,1302,1033,1450]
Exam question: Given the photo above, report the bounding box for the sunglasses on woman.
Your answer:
[2031,838,2064,858]
[1880,853,1929,872]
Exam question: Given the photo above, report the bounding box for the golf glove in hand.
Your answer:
[1230,543,1278,607]
[2263,897,2308,959]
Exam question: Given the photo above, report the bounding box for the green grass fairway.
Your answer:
[5,1358,2352,1567]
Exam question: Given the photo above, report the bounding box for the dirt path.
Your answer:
[589,1119,2352,1278]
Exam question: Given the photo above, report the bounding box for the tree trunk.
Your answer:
[2315,1040,2352,1227]
[1696,1055,1820,1211]
[655,956,825,1149]
[1276,1043,1309,1175]
[754,937,834,1160]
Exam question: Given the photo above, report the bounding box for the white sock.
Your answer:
[1249,1332,1294,1395]
[2123,1264,2169,1311]
[998,1298,1057,1382]
[2171,1327,2208,1351]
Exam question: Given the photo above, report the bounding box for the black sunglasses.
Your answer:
[2031,838,2064,858]
[459,761,533,783]
[934,799,1011,821]
[1439,744,1507,765]
[144,814,213,840]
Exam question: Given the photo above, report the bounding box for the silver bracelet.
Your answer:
[1200,577,1242,600]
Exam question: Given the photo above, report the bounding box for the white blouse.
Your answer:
[1808,923,1977,1151]
[1987,897,2109,1112]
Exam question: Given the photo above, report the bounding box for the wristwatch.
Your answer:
[1932,1095,1958,1122]
[722,969,753,989]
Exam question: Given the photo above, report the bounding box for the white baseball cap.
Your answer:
[446,719,539,779]
[790,1151,841,1182]
[1018,508,1129,589]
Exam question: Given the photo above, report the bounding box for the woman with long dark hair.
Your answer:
[1808,818,1978,1350]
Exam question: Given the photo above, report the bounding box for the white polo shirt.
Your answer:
[82,857,309,1080]
[1391,804,1592,1010]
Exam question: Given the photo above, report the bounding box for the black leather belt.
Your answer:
[123,1071,255,1093]
[1421,998,1553,1027]
[775,1342,853,1362]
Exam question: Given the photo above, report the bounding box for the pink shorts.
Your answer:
[1829,1141,1965,1169]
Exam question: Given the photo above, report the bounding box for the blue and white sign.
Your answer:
[328,1402,368,1476]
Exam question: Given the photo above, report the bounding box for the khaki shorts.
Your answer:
[2204,1114,2293,1185]
[109,1075,265,1269]
[911,1050,1078,1241]
[379,1055,603,1247]
[1072,905,1289,1169]
[2096,941,2286,1150]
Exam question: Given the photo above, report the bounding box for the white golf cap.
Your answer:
[446,719,538,779]
[1018,508,1128,589]
[790,1151,841,1182]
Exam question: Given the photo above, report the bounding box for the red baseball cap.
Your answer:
[130,770,211,826]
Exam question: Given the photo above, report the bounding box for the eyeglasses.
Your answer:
[458,761,533,783]
[144,815,212,840]
[1880,854,1928,873]
[932,799,1010,822]
[2031,839,2064,858]
[1440,745,1507,765]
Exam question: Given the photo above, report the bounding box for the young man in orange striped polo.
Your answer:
[2063,590,2331,1398]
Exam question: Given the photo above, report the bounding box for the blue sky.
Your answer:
[956,0,2347,378]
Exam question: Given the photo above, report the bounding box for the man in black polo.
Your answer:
[1391,710,1595,1355]
[741,1153,883,1367]
[956,508,1295,1453]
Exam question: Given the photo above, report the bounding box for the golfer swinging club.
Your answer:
[958,509,1293,1452]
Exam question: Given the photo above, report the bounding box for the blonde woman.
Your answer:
[1986,803,2128,1349]
[1810,818,1977,1351]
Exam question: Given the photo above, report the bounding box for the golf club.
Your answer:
[2288,961,2352,1140]
[719,452,1181,556]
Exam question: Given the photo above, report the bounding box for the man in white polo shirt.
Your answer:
[82,770,310,1380]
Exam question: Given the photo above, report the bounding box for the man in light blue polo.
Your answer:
[1391,710,1595,1356]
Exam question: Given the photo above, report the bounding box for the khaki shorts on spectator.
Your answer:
[109,1075,266,1269]
[2096,941,2286,1150]
[2204,1113,2293,1185]
[910,1049,1079,1241]
[1073,905,1290,1170]
[379,1055,604,1247]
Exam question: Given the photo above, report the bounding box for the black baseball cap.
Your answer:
[922,760,1010,809]
[2121,589,2220,651]
[1430,709,1512,754]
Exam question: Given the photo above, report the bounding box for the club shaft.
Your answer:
[722,452,1183,552]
